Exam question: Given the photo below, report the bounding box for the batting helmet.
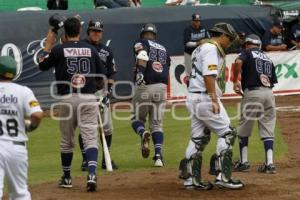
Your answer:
[140,23,157,36]
[0,56,17,80]
[49,13,66,33]
[87,20,103,34]
[209,22,237,41]
[245,34,262,46]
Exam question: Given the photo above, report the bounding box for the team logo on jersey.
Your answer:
[0,94,18,105]
[260,74,271,87]
[71,74,86,89]
[152,61,163,73]
[208,65,217,71]
[29,100,40,108]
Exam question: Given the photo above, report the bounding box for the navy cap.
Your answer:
[273,20,283,28]
[192,13,201,21]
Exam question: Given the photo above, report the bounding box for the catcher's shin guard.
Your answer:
[220,149,233,181]
[179,158,189,179]
[209,153,219,175]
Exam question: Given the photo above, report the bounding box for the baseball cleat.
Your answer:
[214,178,244,189]
[81,160,88,172]
[233,161,250,172]
[153,154,164,167]
[141,131,150,158]
[102,160,119,170]
[58,176,72,188]
[257,163,276,174]
[184,178,213,190]
[86,174,97,192]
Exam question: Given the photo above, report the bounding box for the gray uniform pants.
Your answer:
[132,83,166,133]
[59,94,99,152]
[237,87,276,138]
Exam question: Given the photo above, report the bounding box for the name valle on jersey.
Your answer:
[63,48,92,57]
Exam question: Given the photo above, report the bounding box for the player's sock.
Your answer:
[239,137,249,163]
[131,120,145,137]
[86,148,98,175]
[152,131,164,156]
[61,152,73,178]
[263,138,274,165]
[78,134,86,162]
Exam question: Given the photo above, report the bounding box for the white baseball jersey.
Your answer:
[0,82,42,142]
[188,43,223,97]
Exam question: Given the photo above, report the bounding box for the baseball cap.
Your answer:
[88,20,103,32]
[209,22,237,41]
[192,13,201,21]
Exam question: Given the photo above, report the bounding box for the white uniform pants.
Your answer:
[0,140,31,200]
[185,93,232,159]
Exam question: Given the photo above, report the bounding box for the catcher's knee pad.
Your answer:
[222,127,237,147]
[192,127,211,151]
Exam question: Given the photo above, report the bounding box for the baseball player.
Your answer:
[0,56,43,200]
[131,23,171,167]
[179,23,244,190]
[290,13,300,49]
[79,19,118,171]
[232,34,278,174]
[183,13,210,84]
[38,16,105,191]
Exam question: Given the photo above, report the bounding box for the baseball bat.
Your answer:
[97,107,113,172]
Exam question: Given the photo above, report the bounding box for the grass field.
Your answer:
[26,106,288,185]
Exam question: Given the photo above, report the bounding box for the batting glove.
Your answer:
[136,72,145,86]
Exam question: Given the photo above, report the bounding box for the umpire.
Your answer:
[232,34,278,174]
[78,19,118,171]
[39,16,105,191]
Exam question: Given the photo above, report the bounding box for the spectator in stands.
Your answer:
[290,13,300,50]
[226,32,246,54]
[47,0,68,10]
[130,0,141,7]
[262,19,287,51]
[165,0,199,6]
[94,0,133,8]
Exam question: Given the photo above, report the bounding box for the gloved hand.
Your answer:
[136,72,145,86]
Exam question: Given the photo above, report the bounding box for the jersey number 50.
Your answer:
[67,57,91,74]
[0,119,18,137]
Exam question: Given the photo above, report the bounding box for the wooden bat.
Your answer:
[97,106,113,172]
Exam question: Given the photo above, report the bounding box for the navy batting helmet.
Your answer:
[245,34,262,46]
[140,23,157,36]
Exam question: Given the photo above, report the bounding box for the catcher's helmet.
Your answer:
[140,23,157,36]
[209,22,237,41]
[0,56,17,80]
[87,20,103,33]
[245,34,262,46]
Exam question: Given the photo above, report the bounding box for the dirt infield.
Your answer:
[29,95,300,200]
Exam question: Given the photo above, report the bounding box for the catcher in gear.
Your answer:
[233,34,278,174]
[179,22,244,190]
[0,56,43,200]
[131,23,171,167]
